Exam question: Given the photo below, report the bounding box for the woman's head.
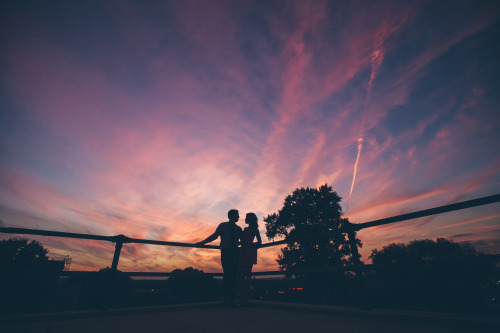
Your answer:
[245,213,258,228]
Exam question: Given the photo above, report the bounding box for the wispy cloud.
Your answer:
[1,1,499,271]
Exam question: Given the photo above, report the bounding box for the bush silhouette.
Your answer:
[368,238,497,313]
[0,238,63,314]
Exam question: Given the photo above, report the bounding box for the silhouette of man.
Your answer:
[196,209,242,305]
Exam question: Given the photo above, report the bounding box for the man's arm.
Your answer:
[196,232,218,245]
[196,224,221,245]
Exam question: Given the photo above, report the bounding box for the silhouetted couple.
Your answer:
[197,209,262,306]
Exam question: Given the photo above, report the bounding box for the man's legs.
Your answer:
[221,248,239,304]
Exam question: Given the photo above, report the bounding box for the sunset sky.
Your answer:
[1,0,499,273]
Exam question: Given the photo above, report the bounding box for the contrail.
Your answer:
[346,45,384,212]
[346,14,410,212]
[347,137,364,210]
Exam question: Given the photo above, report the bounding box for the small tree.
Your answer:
[265,184,360,273]
[0,238,49,270]
[0,238,60,314]
[167,267,218,302]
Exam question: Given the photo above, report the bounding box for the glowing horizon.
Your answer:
[1,1,499,272]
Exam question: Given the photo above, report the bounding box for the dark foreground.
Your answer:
[1,301,497,333]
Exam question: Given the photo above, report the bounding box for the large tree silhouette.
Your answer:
[265,185,360,273]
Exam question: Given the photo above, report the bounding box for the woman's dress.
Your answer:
[239,227,258,265]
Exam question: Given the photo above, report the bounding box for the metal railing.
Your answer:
[1,193,499,276]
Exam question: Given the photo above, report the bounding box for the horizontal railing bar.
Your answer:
[60,253,500,276]
[259,239,287,248]
[251,254,500,276]
[125,237,219,249]
[0,227,114,242]
[2,255,497,277]
[59,271,224,277]
[57,267,357,277]
[250,266,358,276]
[260,193,500,247]
[354,193,500,231]
[0,227,219,249]
[259,227,341,248]
[2,194,498,252]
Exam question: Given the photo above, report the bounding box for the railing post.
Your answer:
[111,235,126,272]
[344,223,369,309]
[347,228,361,266]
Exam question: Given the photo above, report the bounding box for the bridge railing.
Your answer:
[1,193,499,315]
[1,193,498,275]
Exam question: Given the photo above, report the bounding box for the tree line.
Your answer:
[1,184,497,314]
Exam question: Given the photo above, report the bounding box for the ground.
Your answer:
[1,301,497,333]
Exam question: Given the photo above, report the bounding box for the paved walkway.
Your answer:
[1,301,497,333]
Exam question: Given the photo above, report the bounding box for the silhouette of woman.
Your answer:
[238,212,262,305]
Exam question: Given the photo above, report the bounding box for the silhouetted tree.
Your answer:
[167,267,218,302]
[72,267,133,310]
[369,238,479,264]
[0,238,49,269]
[265,185,361,273]
[368,238,497,313]
[0,238,63,314]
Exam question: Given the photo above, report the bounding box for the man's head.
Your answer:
[228,209,239,223]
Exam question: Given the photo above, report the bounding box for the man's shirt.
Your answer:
[215,222,242,249]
